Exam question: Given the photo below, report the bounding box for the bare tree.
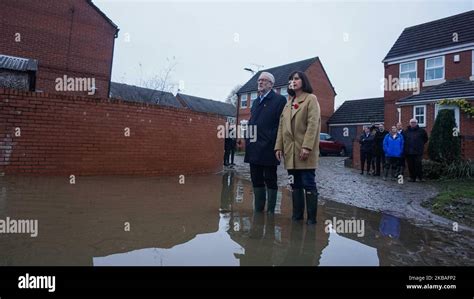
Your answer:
[138,57,178,105]
[226,84,242,107]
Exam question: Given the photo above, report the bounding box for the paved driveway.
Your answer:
[230,154,470,231]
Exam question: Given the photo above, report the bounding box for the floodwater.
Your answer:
[0,171,472,266]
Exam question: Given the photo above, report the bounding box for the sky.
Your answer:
[95,0,473,109]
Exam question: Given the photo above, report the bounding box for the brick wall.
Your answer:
[0,0,117,98]
[351,125,365,169]
[306,58,336,133]
[0,88,225,176]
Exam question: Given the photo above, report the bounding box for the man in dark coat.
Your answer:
[359,126,375,175]
[244,71,286,213]
[404,118,428,182]
[223,126,236,166]
[373,124,389,176]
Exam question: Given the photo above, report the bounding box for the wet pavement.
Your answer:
[232,155,471,230]
[0,171,472,266]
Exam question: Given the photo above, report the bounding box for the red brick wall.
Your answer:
[445,51,473,79]
[0,88,225,176]
[306,58,336,133]
[0,0,117,98]
[351,125,368,169]
[383,63,413,128]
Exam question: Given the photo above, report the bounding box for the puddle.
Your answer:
[0,171,472,266]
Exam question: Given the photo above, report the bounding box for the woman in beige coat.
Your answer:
[274,71,321,224]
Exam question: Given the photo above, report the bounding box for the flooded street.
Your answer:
[0,172,472,266]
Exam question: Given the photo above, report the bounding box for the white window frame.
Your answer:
[226,117,236,124]
[435,104,460,131]
[413,105,426,127]
[399,61,417,86]
[424,56,445,81]
[250,92,258,107]
[240,94,248,109]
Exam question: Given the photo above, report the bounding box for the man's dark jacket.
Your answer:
[404,125,428,156]
[374,130,389,155]
[359,132,375,153]
[244,89,287,166]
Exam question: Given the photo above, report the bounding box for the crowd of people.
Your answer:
[359,119,428,182]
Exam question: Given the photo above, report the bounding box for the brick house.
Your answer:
[382,10,474,159]
[236,57,336,151]
[327,97,384,156]
[0,0,119,98]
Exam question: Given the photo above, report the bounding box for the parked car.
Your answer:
[319,133,346,156]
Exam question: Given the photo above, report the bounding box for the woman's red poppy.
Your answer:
[293,103,299,109]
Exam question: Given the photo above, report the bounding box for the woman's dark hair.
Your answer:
[287,71,313,97]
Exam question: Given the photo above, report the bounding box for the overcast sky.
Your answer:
[95,0,473,108]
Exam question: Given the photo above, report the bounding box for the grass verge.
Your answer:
[422,179,474,227]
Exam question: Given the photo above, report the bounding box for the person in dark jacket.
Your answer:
[404,118,428,182]
[223,125,236,166]
[244,71,287,213]
[224,137,232,166]
[383,126,404,180]
[359,126,375,175]
[373,124,389,176]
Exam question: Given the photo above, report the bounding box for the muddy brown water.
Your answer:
[0,171,472,266]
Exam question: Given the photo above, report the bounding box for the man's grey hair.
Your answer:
[409,118,418,123]
[259,72,275,85]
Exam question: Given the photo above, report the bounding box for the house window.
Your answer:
[227,117,236,125]
[435,104,460,131]
[425,56,444,81]
[399,61,417,85]
[280,87,288,97]
[250,92,258,107]
[413,105,426,127]
[240,94,248,109]
[240,120,248,137]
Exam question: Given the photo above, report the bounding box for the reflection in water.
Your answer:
[0,171,472,266]
[94,213,244,266]
[379,213,401,239]
[220,172,234,213]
